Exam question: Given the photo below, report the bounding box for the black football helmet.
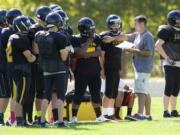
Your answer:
[167,10,180,29]
[6,9,22,25]
[13,16,32,34]
[27,16,36,25]
[53,10,69,27]
[78,17,96,38]
[36,6,52,21]
[0,10,7,27]
[49,4,62,11]
[106,14,122,33]
[45,12,63,29]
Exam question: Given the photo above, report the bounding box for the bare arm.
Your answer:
[155,39,168,59]
[60,49,68,61]
[23,50,36,63]
[102,34,128,43]
[99,51,105,79]
[32,40,39,54]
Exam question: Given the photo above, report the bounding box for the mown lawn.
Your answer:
[0,97,180,135]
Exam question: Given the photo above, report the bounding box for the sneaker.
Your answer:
[171,110,180,117]
[144,115,153,121]
[70,116,77,124]
[33,116,40,125]
[5,121,11,126]
[124,115,132,120]
[96,115,110,122]
[163,111,171,118]
[0,120,4,126]
[5,120,16,126]
[104,115,120,121]
[127,114,144,121]
[114,115,122,120]
[38,122,48,128]
[56,122,69,128]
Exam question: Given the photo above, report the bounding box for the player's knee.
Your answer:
[164,89,171,97]
[172,88,180,97]
[91,95,101,104]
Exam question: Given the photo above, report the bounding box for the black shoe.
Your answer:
[0,120,4,126]
[5,121,11,126]
[105,115,120,121]
[124,115,132,120]
[33,116,40,125]
[171,110,180,117]
[38,122,48,128]
[163,111,171,118]
[113,115,122,120]
[16,122,28,127]
[57,122,69,128]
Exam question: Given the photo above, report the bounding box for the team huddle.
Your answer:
[0,3,179,128]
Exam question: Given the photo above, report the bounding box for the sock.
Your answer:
[115,107,120,117]
[102,108,108,116]
[52,108,58,122]
[138,113,143,117]
[10,112,15,124]
[23,104,27,122]
[36,111,41,118]
[27,103,33,123]
[127,108,132,116]
[0,113,4,121]
[94,107,101,118]
[107,108,114,116]
[72,108,78,117]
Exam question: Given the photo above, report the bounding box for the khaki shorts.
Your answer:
[134,72,150,95]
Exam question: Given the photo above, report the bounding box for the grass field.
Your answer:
[0,97,180,135]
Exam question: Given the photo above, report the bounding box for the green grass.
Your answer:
[1,97,180,135]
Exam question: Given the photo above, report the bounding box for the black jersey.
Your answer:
[35,31,67,73]
[60,27,73,67]
[158,25,180,60]
[7,33,31,73]
[0,27,15,70]
[100,31,122,71]
[71,34,101,75]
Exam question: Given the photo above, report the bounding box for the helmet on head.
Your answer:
[53,10,69,27]
[0,10,7,27]
[78,17,95,38]
[13,16,32,34]
[45,12,63,30]
[36,6,51,22]
[49,4,62,11]
[27,16,37,25]
[167,10,180,29]
[6,9,22,25]
[106,14,122,33]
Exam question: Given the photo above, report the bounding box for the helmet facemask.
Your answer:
[80,25,95,38]
[108,18,122,34]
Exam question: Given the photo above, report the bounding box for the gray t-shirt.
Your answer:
[128,30,154,73]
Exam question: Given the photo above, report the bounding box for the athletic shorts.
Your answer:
[73,71,101,104]
[134,72,150,95]
[43,73,66,101]
[12,70,31,104]
[104,70,120,99]
[30,63,44,99]
[164,65,180,97]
